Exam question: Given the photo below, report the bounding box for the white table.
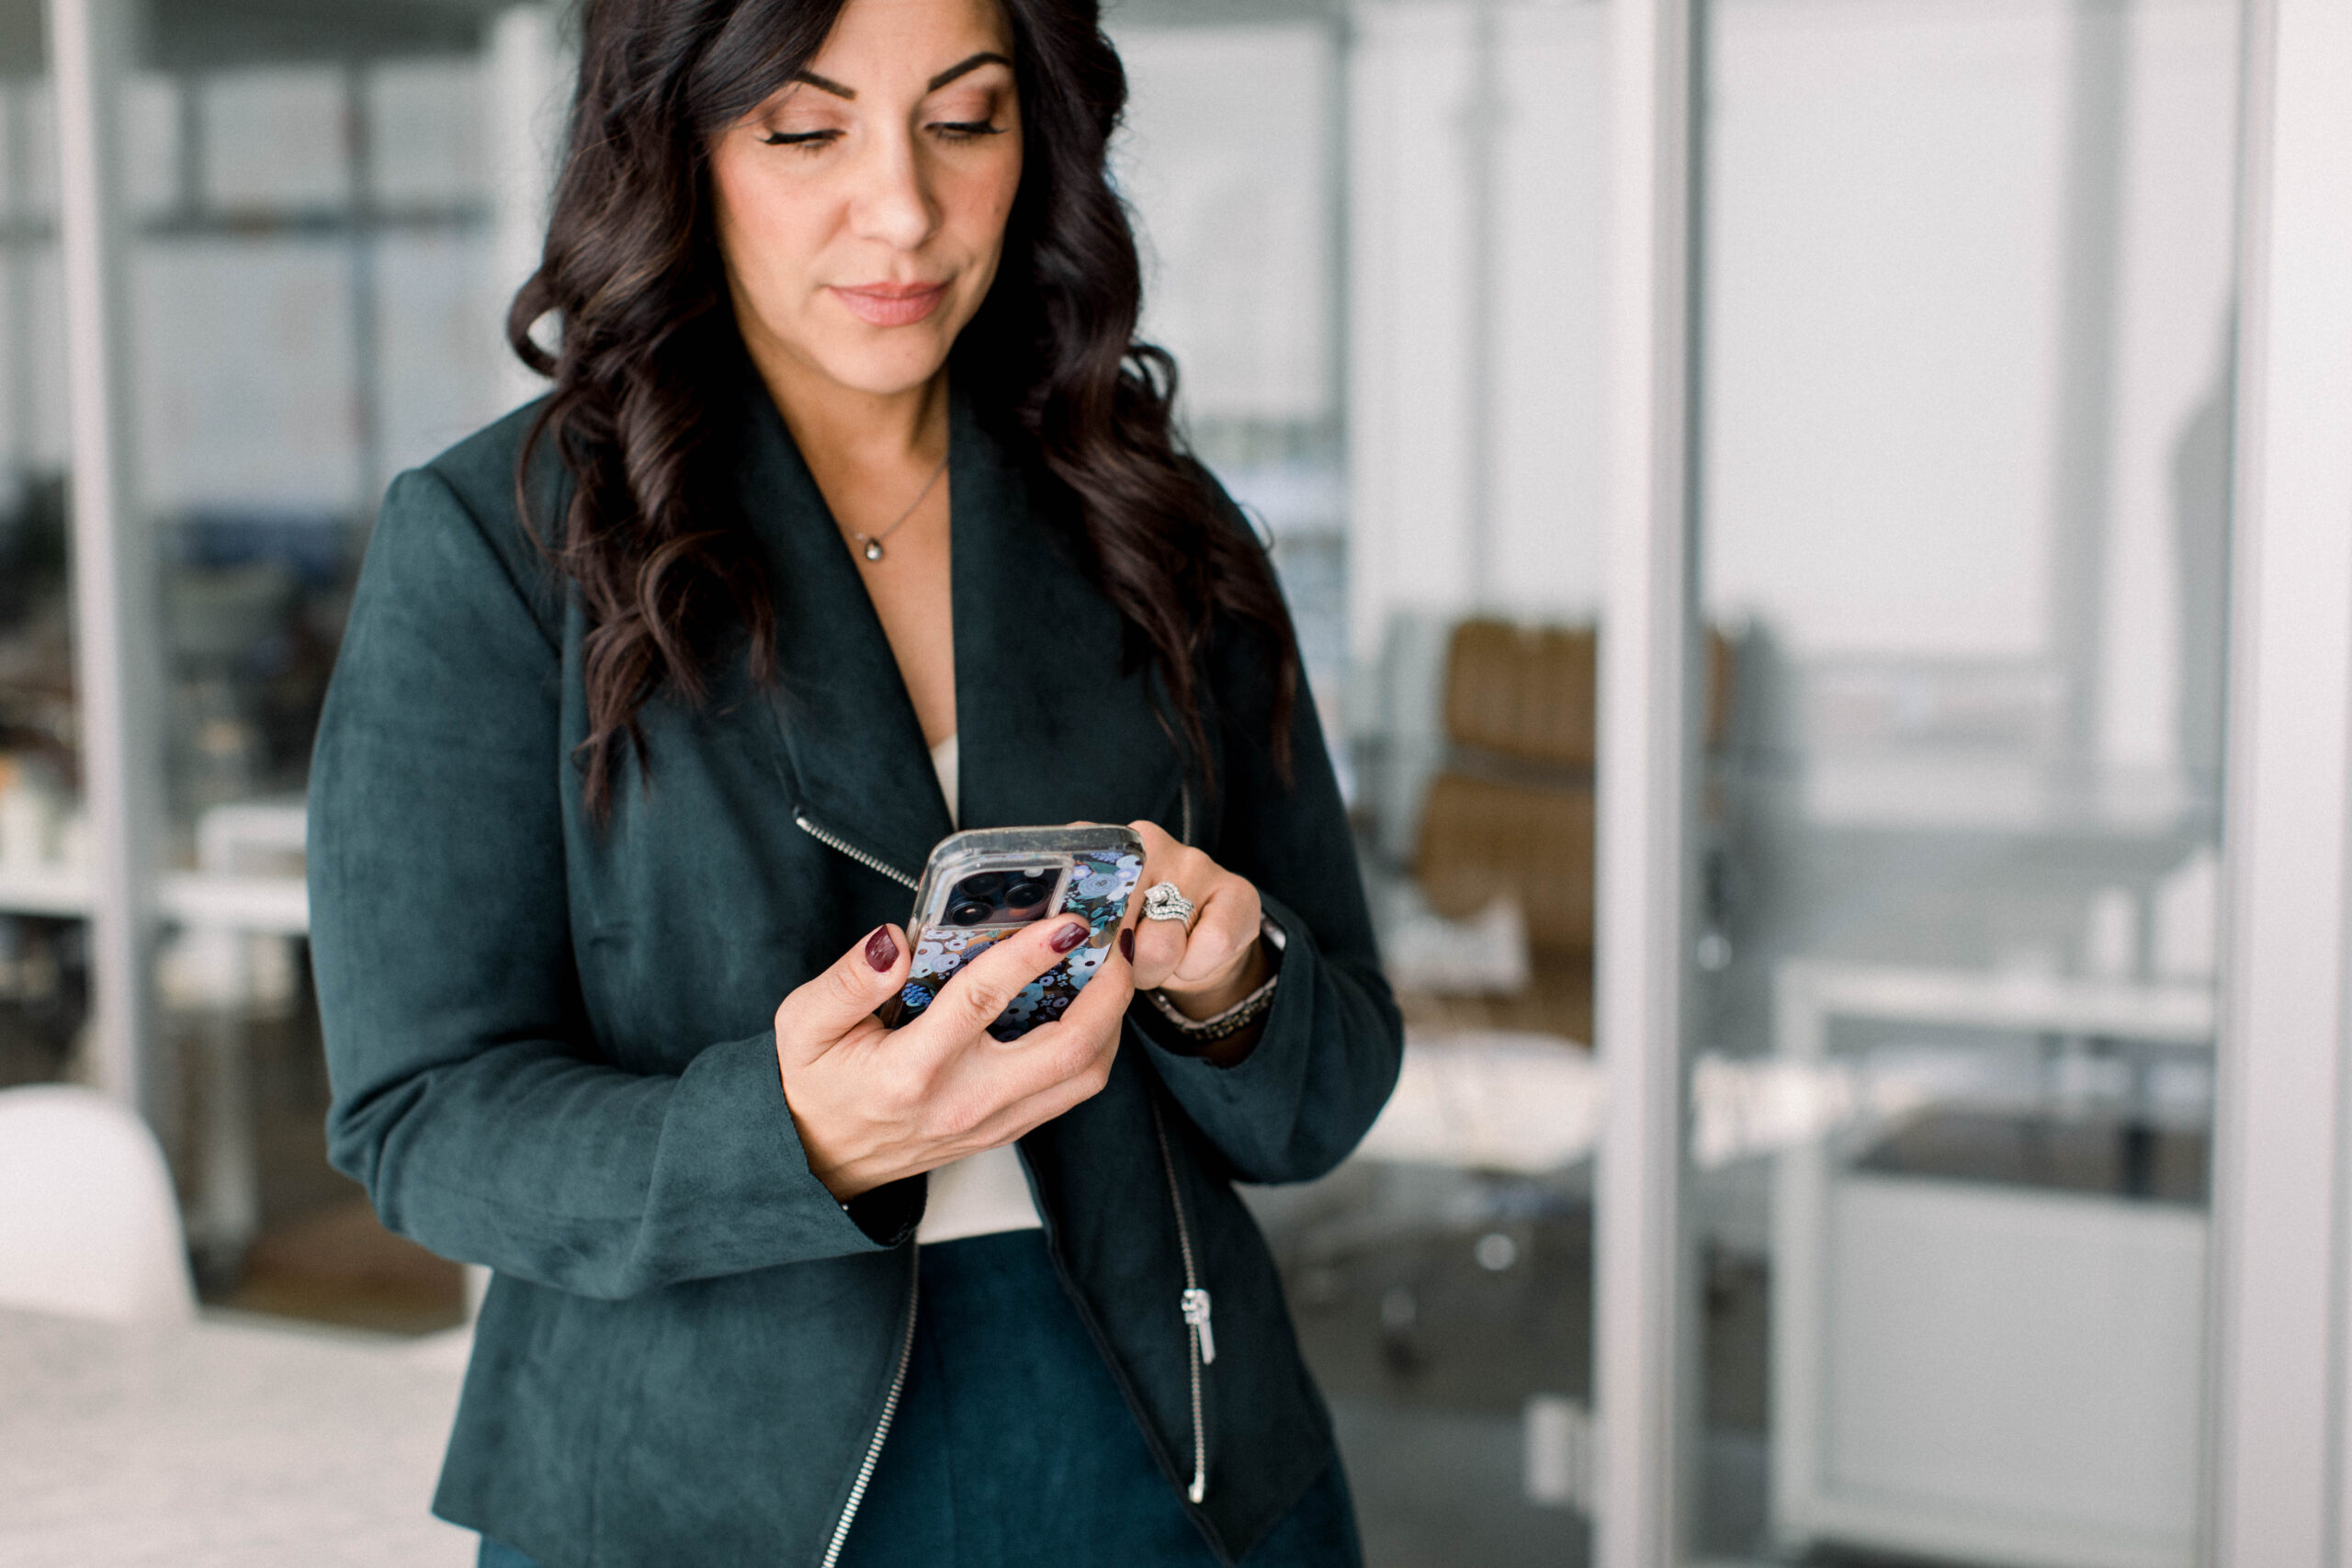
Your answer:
[0,1307,476,1567]
[1770,961,2217,1568]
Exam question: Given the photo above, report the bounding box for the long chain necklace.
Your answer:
[844,454,949,563]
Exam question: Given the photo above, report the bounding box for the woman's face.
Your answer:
[709,0,1023,402]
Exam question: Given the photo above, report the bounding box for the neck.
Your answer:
[746,333,951,477]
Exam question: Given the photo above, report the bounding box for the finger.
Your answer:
[1124,822,1193,989]
[923,926,1135,1130]
[1126,818,1181,863]
[1123,819,1185,920]
[775,924,909,1067]
[1168,880,1262,991]
[1129,919,1189,989]
[908,914,1094,1050]
[966,1046,1121,1149]
[955,972,1133,1144]
[1046,926,1136,1038]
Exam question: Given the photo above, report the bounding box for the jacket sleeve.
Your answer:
[310,468,908,1302]
[1136,591,1405,1185]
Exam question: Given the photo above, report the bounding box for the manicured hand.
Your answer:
[774,913,1135,1201]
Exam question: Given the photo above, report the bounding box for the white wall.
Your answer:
[1702,0,2239,776]
[1350,2,1480,640]
[1489,1,1610,627]
[1346,0,1610,660]
[2098,0,2240,774]
[1113,22,1338,427]
[1702,0,2075,661]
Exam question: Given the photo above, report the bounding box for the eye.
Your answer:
[760,129,842,152]
[929,120,1006,144]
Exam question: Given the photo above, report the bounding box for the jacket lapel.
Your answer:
[738,384,952,883]
[948,394,1187,835]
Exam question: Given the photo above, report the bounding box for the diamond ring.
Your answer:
[1141,881,1196,926]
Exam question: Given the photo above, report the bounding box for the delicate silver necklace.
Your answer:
[845,454,949,563]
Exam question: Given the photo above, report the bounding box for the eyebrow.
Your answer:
[790,69,856,100]
[928,51,1012,91]
[785,51,1012,102]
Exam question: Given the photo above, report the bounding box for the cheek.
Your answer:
[945,144,1023,262]
[712,157,830,308]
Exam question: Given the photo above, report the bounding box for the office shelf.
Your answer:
[0,868,307,934]
[0,865,93,919]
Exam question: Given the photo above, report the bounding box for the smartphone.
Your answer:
[881,826,1147,1040]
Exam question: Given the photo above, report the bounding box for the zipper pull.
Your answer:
[1182,1287,1216,1365]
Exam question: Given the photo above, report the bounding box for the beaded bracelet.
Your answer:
[1145,916,1285,1048]
[1147,970,1279,1044]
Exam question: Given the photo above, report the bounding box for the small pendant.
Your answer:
[862,539,885,562]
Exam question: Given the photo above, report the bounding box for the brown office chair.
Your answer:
[1409,619,1736,1042]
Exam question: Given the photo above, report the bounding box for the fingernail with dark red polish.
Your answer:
[865,928,899,972]
[1050,920,1090,954]
[1119,928,1135,964]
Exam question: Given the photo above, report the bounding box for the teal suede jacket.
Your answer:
[308,379,1403,1568]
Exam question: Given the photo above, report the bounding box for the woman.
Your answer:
[309,0,1401,1563]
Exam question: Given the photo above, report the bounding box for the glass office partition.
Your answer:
[1680,0,2241,1561]
[0,4,87,1095]
[1114,0,1608,1558]
[122,0,527,1325]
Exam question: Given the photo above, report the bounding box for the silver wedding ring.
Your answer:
[1141,881,1196,926]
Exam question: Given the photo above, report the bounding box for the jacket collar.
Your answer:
[742,377,1182,885]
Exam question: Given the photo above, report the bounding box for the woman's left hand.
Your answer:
[1124,819,1271,1020]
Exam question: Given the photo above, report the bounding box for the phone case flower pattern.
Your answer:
[899,849,1144,1041]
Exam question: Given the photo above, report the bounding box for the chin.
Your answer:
[814,337,957,399]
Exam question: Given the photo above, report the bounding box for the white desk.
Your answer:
[0,1307,474,1568]
[1770,961,2216,1568]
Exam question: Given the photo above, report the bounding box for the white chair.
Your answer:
[0,1085,197,1324]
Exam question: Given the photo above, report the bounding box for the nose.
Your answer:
[849,121,939,253]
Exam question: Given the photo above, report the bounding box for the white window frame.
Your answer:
[49,0,160,1116]
[1594,0,1699,1561]
[2207,0,2352,1561]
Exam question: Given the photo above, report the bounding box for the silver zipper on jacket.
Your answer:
[1150,1100,1213,1505]
[820,1244,921,1568]
[795,812,920,890]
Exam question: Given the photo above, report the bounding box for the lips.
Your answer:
[831,282,950,328]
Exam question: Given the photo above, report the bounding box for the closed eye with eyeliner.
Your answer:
[752,51,1013,150]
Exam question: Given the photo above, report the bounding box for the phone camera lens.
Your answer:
[1004,874,1052,909]
[947,898,993,927]
[956,873,1006,903]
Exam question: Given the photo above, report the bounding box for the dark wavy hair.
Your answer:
[508,0,1299,821]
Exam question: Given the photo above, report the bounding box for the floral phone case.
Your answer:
[883,826,1147,1040]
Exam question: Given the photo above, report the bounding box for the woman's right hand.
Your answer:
[774,916,1136,1201]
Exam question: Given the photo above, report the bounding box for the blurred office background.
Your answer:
[5,0,2346,1565]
